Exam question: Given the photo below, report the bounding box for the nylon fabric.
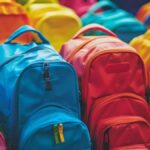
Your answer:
[0,25,91,149]
[0,1,30,43]
[60,24,150,150]
[26,3,81,51]
[81,0,147,43]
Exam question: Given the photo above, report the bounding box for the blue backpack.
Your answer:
[0,25,91,150]
[82,0,147,43]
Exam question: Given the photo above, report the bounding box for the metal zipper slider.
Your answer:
[43,62,51,91]
[58,123,65,143]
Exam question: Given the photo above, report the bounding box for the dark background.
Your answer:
[112,0,150,14]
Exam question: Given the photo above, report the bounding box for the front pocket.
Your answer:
[16,62,80,131]
[95,116,150,150]
[19,111,91,150]
[89,93,150,137]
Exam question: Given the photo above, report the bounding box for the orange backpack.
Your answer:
[137,2,150,23]
[0,0,31,43]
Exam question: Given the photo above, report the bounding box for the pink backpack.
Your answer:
[0,133,6,150]
[59,0,96,16]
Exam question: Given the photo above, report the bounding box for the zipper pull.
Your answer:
[43,62,51,91]
[53,124,59,144]
[58,123,65,143]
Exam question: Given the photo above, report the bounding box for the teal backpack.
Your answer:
[0,25,91,150]
[82,0,147,43]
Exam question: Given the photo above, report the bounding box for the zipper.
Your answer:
[81,49,148,106]
[95,116,150,150]
[82,40,125,50]
[67,37,119,62]
[43,62,51,91]
[66,37,100,61]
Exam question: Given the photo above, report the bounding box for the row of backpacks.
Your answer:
[0,23,149,150]
[1,0,150,150]
[1,23,150,150]
[1,0,150,52]
[0,0,81,51]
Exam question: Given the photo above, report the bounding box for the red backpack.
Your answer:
[60,24,150,150]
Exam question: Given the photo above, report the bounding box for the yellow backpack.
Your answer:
[130,31,150,69]
[130,30,150,93]
[26,3,81,51]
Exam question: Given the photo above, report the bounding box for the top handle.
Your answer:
[73,24,117,39]
[5,25,50,44]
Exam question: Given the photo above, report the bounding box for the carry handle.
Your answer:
[89,1,117,14]
[5,25,49,44]
[73,24,116,39]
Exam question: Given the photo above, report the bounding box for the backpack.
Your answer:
[81,0,147,43]
[59,0,96,16]
[26,3,81,51]
[137,2,150,23]
[137,2,150,28]
[130,30,150,95]
[0,0,30,43]
[0,25,91,150]
[60,24,150,150]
